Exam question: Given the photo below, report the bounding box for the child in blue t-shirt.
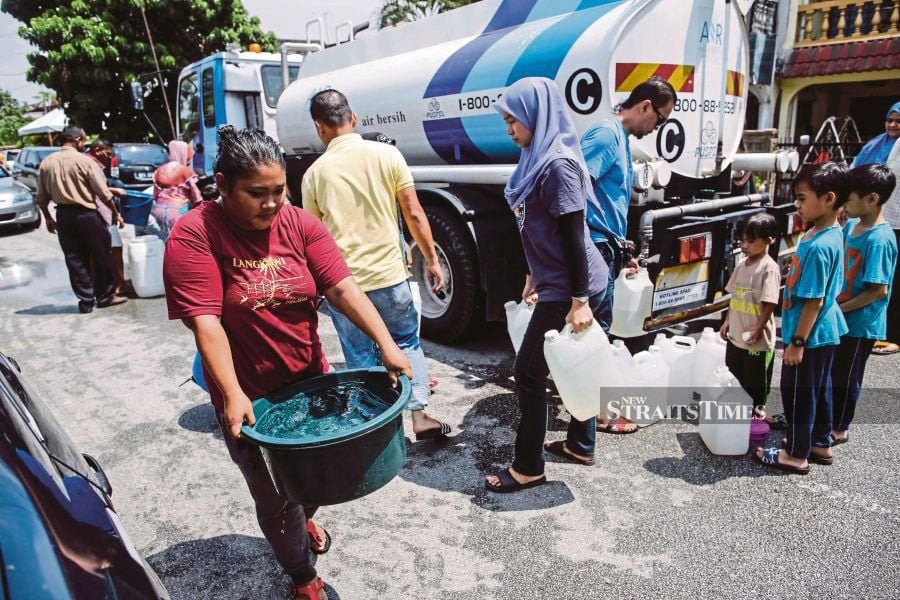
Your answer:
[831,164,898,445]
[755,163,848,475]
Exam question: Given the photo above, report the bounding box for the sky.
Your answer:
[0,0,384,104]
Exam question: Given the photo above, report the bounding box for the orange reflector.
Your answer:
[248,43,262,53]
[788,214,805,233]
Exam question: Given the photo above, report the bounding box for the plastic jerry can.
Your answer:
[128,235,165,297]
[609,268,653,338]
[543,322,614,421]
[657,334,696,407]
[698,366,752,455]
[504,300,534,354]
[628,345,669,426]
[691,327,726,399]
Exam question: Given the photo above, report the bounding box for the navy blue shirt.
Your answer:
[517,158,608,302]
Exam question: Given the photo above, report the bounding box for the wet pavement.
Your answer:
[1,225,899,599]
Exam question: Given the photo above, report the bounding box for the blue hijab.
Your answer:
[852,101,900,167]
[495,77,596,210]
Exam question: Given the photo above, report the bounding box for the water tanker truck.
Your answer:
[176,0,802,342]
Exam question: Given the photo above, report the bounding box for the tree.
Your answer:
[380,0,479,27]
[0,90,29,146]
[0,0,277,142]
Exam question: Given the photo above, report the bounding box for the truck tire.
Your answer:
[413,205,482,343]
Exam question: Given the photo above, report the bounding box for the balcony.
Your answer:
[795,0,900,47]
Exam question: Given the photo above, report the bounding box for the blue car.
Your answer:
[0,351,169,598]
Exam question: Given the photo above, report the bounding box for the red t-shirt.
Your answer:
[164,201,352,409]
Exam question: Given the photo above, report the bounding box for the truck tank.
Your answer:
[277,0,749,182]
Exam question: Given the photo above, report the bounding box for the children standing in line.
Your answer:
[719,213,781,418]
[755,163,848,475]
[831,164,898,445]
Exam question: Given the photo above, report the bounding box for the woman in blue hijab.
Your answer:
[852,101,900,167]
[485,77,609,493]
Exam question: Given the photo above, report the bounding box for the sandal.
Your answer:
[754,447,810,475]
[765,413,787,430]
[597,418,639,435]
[831,433,849,446]
[871,343,900,355]
[544,440,595,466]
[290,577,325,600]
[485,468,546,494]
[415,420,451,441]
[306,519,331,555]
[781,438,833,465]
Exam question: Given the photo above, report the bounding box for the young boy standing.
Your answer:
[831,164,898,444]
[719,213,781,417]
[755,163,848,474]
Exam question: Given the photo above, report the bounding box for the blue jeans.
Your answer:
[327,281,429,411]
[594,240,617,334]
[512,294,604,476]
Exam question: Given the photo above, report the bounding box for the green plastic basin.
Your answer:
[240,368,409,506]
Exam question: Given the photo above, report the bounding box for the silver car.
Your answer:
[0,165,41,231]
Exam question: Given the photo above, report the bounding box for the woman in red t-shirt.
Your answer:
[164,126,411,600]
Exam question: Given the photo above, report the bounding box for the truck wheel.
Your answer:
[411,205,481,343]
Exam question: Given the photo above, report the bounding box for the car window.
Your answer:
[19,150,33,168]
[0,165,9,178]
[260,64,299,108]
[179,72,201,143]
[115,145,168,166]
[0,358,98,487]
[35,149,57,163]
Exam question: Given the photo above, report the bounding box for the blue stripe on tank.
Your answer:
[423,118,493,164]
[506,0,624,85]
[423,0,538,98]
[459,113,522,162]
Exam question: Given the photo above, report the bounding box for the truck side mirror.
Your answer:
[130,81,144,110]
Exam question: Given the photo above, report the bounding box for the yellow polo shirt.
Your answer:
[301,133,413,292]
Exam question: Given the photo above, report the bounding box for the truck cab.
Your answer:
[175,48,303,174]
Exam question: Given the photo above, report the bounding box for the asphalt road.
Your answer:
[2,225,899,600]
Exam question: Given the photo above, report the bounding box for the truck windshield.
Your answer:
[178,72,201,142]
[260,65,299,108]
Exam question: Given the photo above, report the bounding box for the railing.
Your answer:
[795,0,900,47]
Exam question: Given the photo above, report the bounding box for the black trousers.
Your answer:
[830,336,877,432]
[725,341,774,409]
[55,205,116,309]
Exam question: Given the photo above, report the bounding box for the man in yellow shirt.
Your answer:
[302,89,450,440]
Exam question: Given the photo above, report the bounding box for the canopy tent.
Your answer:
[17,108,68,137]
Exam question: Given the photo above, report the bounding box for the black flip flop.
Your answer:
[415,420,452,441]
[485,468,546,494]
[781,438,833,465]
[544,440,595,466]
[831,434,849,446]
[754,447,810,475]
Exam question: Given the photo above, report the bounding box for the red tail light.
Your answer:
[110,155,119,168]
[678,233,711,264]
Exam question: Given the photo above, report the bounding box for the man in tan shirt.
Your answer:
[36,126,127,313]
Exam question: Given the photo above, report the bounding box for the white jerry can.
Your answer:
[544,322,615,421]
[691,327,727,400]
[655,333,697,407]
[504,300,534,354]
[128,235,165,298]
[629,345,669,426]
[699,366,752,455]
[610,268,653,338]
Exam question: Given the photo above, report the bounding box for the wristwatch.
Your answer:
[791,336,807,348]
[572,296,589,303]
